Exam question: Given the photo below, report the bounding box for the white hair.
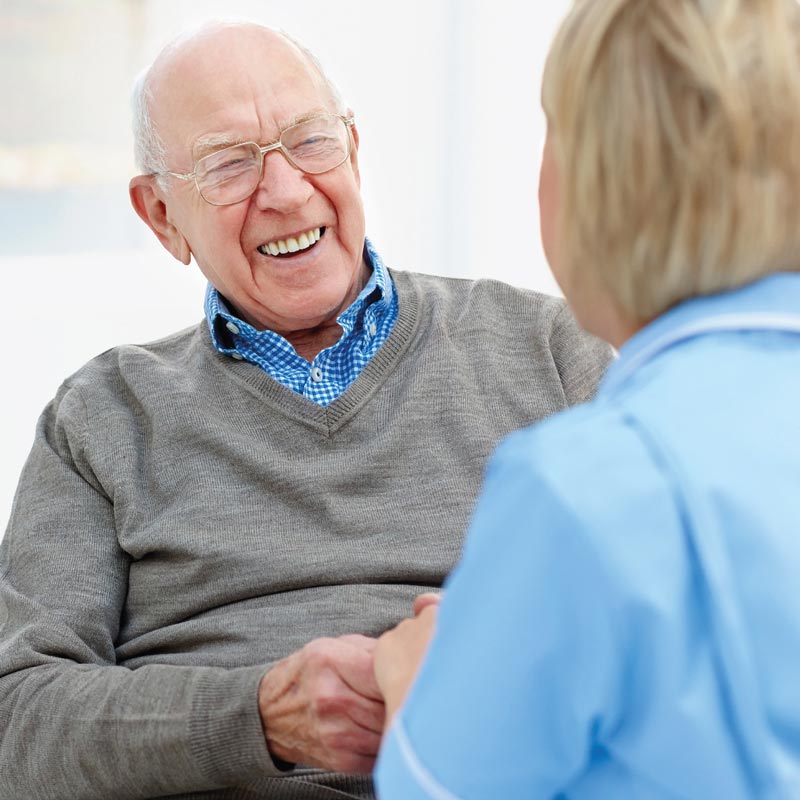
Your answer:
[130,21,347,179]
[131,67,168,177]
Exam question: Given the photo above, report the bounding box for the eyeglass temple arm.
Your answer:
[161,169,195,181]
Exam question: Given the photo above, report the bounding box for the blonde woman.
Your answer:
[373,0,800,797]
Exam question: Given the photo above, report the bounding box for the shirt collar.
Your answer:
[600,272,800,396]
[337,236,395,332]
[204,235,394,352]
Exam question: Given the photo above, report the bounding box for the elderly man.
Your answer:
[0,21,610,800]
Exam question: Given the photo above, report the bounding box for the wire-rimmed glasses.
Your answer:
[161,113,355,206]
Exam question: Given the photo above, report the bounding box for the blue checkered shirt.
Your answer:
[204,238,398,407]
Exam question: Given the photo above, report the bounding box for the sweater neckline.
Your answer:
[198,269,422,436]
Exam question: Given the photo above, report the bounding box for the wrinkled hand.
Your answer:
[374,595,440,731]
[258,634,385,773]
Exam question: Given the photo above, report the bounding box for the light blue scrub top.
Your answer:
[375,274,800,800]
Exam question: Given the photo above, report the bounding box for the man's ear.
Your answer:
[129,176,192,265]
[347,114,361,188]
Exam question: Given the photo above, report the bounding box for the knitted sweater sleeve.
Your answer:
[0,382,282,799]
[549,302,614,406]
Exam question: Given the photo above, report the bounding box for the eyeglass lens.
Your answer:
[195,115,350,205]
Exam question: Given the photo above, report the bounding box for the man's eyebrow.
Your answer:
[191,110,332,160]
[192,135,248,160]
[282,109,329,128]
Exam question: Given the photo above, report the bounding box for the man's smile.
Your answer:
[257,226,325,257]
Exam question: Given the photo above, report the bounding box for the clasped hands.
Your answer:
[257,593,440,773]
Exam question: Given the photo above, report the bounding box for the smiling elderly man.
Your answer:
[0,21,610,800]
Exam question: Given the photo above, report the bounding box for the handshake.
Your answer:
[257,592,442,773]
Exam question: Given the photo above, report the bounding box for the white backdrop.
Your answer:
[0,1,570,532]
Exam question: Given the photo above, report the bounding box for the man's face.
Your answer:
[147,28,368,336]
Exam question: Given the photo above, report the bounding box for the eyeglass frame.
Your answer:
[157,113,356,206]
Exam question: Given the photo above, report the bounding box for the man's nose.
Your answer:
[252,150,313,213]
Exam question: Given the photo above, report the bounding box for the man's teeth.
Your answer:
[258,227,322,256]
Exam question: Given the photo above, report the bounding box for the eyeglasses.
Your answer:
[161,113,355,206]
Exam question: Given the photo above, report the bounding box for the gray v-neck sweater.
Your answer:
[0,270,611,799]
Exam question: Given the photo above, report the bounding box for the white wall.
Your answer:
[0,2,570,533]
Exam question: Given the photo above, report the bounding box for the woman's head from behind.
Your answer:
[541,0,800,343]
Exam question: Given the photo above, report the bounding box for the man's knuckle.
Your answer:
[327,726,376,754]
[303,638,337,668]
[313,690,343,716]
[319,724,349,753]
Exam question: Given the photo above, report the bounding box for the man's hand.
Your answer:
[257,634,385,773]
[374,595,440,731]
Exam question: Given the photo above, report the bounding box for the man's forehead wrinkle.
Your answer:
[152,25,333,167]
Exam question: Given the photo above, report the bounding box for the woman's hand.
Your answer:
[374,593,442,731]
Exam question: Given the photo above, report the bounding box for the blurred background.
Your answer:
[0,0,570,530]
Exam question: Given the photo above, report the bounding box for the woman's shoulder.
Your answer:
[485,401,684,574]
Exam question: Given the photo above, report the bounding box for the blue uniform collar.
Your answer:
[601,273,800,395]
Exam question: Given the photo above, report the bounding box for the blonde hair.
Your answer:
[542,0,800,323]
